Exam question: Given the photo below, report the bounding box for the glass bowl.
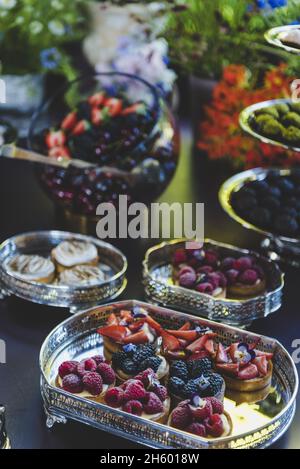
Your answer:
[28,72,179,218]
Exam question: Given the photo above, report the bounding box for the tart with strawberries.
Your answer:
[55,354,116,403]
[168,395,232,439]
[214,341,273,392]
[104,369,170,424]
[97,307,163,362]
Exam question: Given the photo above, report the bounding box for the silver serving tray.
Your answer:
[265,25,300,55]
[240,98,300,152]
[0,231,127,312]
[219,168,300,266]
[143,239,284,327]
[40,300,298,449]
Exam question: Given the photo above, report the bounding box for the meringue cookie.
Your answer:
[7,255,55,283]
[58,265,105,286]
[52,240,99,270]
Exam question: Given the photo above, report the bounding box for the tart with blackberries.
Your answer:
[104,369,170,424]
[55,355,116,403]
[215,341,273,392]
[168,396,232,439]
[168,358,225,407]
[97,307,162,362]
[111,343,169,384]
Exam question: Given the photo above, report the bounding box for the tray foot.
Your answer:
[45,410,67,429]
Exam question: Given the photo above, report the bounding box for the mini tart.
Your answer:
[6,254,55,284]
[168,410,233,439]
[51,240,99,273]
[226,383,272,405]
[222,361,273,392]
[170,378,226,409]
[58,265,105,286]
[227,277,266,299]
[55,375,115,404]
[173,265,226,299]
[143,397,170,424]
[116,356,169,386]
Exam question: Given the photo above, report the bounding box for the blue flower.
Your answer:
[40,48,61,70]
[132,306,147,319]
[235,343,256,364]
[123,344,137,353]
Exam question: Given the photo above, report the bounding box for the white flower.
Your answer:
[48,19,65,36]
[29,21,43,35]
[0,0,17,9]
[51,0,63,10]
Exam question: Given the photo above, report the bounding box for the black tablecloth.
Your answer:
[0,123,299,449]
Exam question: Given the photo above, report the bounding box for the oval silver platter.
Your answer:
[40,300,298,449]
[240,98,300,152]
[219,168,300,267]
[143,239,284,327]
[0,231,127,311]
[265,25,300,55]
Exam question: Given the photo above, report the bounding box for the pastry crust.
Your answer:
[168,410,233,439]
[227,278,266,299]
[221,361,273,392]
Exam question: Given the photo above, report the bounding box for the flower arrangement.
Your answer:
[198,64,300,168]
[0,0,88,78]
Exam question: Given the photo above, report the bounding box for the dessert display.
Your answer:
[168,396,232,439]
[55,355,116,403]
[57,265,105,286]
[172,247,267,299]
[51,240,99,272]
[6,254,55,284]
[231,171,300,238]
[104,370,170,424]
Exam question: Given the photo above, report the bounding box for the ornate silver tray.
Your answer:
[143,239,284,327]
[219,167,300,267]
[40,300,298,449]
[240,98,300,152]
[265,25,300,55]
[0,231,127,312]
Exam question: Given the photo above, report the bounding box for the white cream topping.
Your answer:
[279,29,300,46]
[141,322,155,344]
[156,356,168,379]
[52,240,98,267]
[58,265,105,286]
[7,255,55,281]
[220,414,231,437]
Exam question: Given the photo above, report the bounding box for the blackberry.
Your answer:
[169,376,185,395]
[182,379,200,399]
[198,372,224,398]
[139,356,162,373]
[187,358,213,378]
[132,344,155,364]
[112,351,127,369]
[122,359,138,376]
[170,360,189,382]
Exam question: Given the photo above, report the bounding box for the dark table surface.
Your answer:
[0,120,299,449]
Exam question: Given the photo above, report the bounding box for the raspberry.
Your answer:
[205,397,224,415]
[239,269,258,285]
[186,422,206,437]
[221,257,235,271]
[124,381,147,401]
[173,249,187,265]
[225,269,239,285]
[58,361,79,379]
[179,271,196,288]
[92,355,105,365]
[152,385,168,402]
[97,363,115,384]
[62,374,83,394]
[233,256,253,272]
[143,392,164,415]
[204,414,224,438]
[82,372,103,396]
[77,358,97,377]
[195,282,214,294]
[197,265,213,275]
[122,400,143,416]
[135,368,156,387]
[105,387,124,408]
[178,266,196,277]
[171,404,191,429]
[189,395,213,421]
[204,250,219,266]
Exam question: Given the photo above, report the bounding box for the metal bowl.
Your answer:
[143,239,284,327]
[40,300,298,449]
[240,98,300,152]
[265,25,300,55]
[0,231,127,312]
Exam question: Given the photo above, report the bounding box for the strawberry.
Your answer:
[144,315,163,333]
[229,343,240,362]
[187,350,210,361]
[104,98,122,117]
[88,92,105,107]
[61,111,77,131]
[166,330,198,341]
[91,108,103,126]
[45,130,66,148]
[160,330,180,352]
[205,414,224,438]
[216,363,239,377]
[186,333,216,353]
[123,330,148,345]
[120,310,134,323]
[166,350,187,360]
[179,321,191,331]
[216,343,228,364]
[128,319,145,333]
[204,339,215,355]
[255,350,274,360]
[72,120,90,136]
[238,363,259,380]
[178,339,189,348]
[48,146,70,159]
[253,356,268,376]
[121,103,145,116]
[189,399,212,421]
[97,325,128,342]
[107,313,118,326]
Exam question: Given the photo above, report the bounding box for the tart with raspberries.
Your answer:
[168,395,232,439]
[172,246,267,300]
[55,354,116,403]
[97,306,162,362]
[104,369,170,424]
[214,341,273,392]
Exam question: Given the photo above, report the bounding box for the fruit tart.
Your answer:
[220,255,266,299]
[51,240,99,273]
[168,359,225,407]
[97,306,163,362]
[111,344,169,385]
[168,396,232,439]
[104,369,170,424]
[55,355,115,403]
[215,341,273,392]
